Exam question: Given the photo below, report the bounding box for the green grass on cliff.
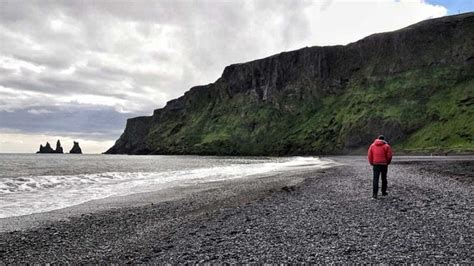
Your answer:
[397,75,474,153]
[145,65,473,155]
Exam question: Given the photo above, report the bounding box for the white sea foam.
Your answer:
[0,156,336,218]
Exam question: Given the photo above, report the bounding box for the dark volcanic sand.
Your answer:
[0,156,472,263]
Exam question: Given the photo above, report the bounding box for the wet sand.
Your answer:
[0,156,472,263]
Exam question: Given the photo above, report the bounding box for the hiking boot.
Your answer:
[372,194,378,199]
[382,192,388,196]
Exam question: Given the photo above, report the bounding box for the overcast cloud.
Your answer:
[0,0,449,153]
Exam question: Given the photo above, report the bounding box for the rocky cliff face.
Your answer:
[105,116,152,154]
[106,13,474,155]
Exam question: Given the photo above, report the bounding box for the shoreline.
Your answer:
[1,156,472,263]
[0,163,321,233]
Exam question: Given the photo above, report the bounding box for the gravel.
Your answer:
[0,156,472,263]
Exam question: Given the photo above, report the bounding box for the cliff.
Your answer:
[106,13,474,155]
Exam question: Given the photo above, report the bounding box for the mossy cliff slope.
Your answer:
[106,13,474,155]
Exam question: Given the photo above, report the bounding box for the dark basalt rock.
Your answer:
[55,140,63,153]
[37,140,64,153]
[37,142,55,153]
[104,116,152,155]
[69,141,82,154]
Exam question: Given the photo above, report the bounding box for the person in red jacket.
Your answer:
[368,135,393,199]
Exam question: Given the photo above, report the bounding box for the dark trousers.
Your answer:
[373,165,388,195]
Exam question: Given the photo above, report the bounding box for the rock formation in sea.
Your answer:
[37,140,64,153]
[37,142,55,153]
[69,141,83,154]
[55,140,63,153]
[106,13,474,155]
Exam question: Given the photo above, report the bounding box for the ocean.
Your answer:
[0,154,336,218]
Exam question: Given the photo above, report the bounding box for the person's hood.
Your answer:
[373,139,387,146]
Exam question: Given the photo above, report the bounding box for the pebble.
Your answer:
[0,157,472,263]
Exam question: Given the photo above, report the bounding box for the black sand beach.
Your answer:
[1,156,472,263]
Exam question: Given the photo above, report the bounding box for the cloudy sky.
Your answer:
[0,0,472,153]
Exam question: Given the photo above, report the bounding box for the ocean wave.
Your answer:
[0,156,335,218]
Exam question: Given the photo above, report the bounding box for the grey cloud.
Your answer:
[151,51,173,64]
[11,52,74,70]
[1,75,92,96]
[84,62,129,78]
[1,69,136,100]
[0,1,44,24]
[0,103,137,140]
[0,66,15,75]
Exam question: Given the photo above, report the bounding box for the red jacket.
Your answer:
[368,139,393,165]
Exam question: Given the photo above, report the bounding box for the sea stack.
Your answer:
[69,141,83,154]
[55,140,63,153]
[36,140,64,153]
[37,142,55,153]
